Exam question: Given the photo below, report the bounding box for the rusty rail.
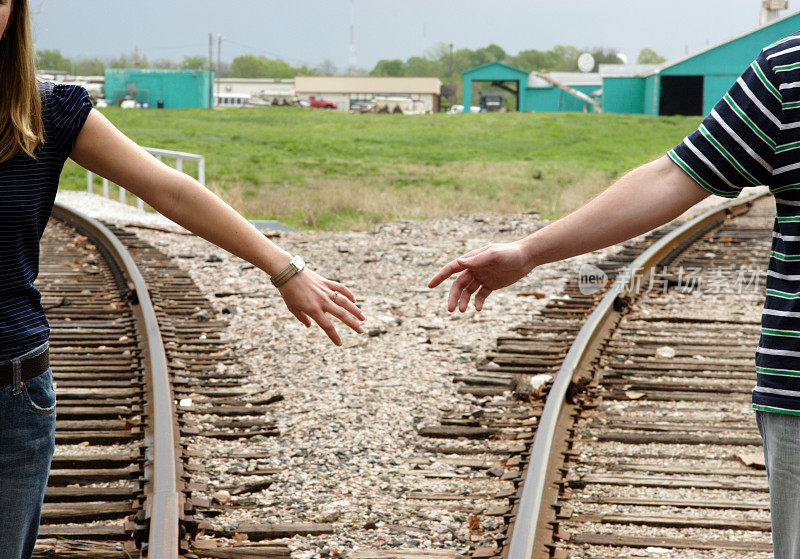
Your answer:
[506,189,769,559]
[52,203,180,558]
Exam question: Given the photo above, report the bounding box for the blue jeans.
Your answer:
[0,342,55,559]
[757,410,800,559]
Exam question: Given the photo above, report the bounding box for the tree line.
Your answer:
[37,43,666,80]
[371,43,666,79]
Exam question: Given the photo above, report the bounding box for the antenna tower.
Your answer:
[349,0,357,71]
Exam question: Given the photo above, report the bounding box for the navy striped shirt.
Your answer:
[0,83,91,362]
[669,32,800,416]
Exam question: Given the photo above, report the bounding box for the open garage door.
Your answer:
[659,75,704,116]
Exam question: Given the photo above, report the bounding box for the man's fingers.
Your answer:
[429,260,467,288]
[447,270,474,312]
[326,303,365,334]
[461,244,492,260]
[430,246,492,289]
[459,279,480,312]
[458,246,496,268]
[291,309,312,328]
[327,280,357,304]
[312,312,342,346]
[474,286,493,311]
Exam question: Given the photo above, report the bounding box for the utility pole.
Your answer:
[208,33,213,72]
[216,33,224,107]
[208,33,214,109]
[449,43,455,106]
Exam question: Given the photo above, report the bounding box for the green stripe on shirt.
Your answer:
[763,326,800,336]
[770,251,800,262]
[753,404,800,416]
[752,61,782,101]
[757,366,800,377]
[776,140,800,153]
[698,124,759,185]
[775,61,800,73]
[724,93,777,149]
[667,149,737,197]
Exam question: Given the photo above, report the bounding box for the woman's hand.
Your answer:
[428,241,535,312]
[277,269,365,346]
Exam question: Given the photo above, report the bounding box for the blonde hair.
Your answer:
[0,0,43,163]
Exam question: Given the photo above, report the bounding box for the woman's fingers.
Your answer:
[459,279,480,312]
[291,309,312,328]
[331,292,366,322]
[474,285,493,311]
[325,284,365,321]
[326,302,365,335]
[311,311,342,346]
[326,280,357,304]
[447,270,475,312]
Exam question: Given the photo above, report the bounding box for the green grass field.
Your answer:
[59,108,703,230]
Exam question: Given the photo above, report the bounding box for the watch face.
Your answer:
[292,255,305,271]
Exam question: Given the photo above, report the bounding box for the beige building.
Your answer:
[294,76,442,113]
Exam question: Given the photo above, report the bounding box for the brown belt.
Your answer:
[0,348,50,388]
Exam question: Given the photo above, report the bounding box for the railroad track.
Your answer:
[30,204,179,557]
[32,191,772,558]
[34,205,323,558]
[407,219,693,559]
[502,190,774,559]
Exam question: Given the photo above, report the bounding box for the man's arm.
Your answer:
[429,155,711,312]
[70,109,365,345]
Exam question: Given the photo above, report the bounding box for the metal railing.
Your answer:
[86,147,206,210]
[506,189,769,559]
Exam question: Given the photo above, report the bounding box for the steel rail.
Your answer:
[506,189,770,559]
[51,203,180,558]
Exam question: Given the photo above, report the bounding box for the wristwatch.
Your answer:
[271,255,305,288]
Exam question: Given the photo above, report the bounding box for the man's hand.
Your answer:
[427,157,712,313]
[428,241,534,312]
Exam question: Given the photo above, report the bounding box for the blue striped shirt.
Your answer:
[0,83,92,362]
[669,32,800,416]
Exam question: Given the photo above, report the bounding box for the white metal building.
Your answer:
[216,78,296,104]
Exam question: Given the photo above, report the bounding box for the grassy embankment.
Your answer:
[59,107,702,230]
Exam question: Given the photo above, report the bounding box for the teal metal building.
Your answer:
[602,10,800,115]
[461,61,600,112]
[104,69,214,109]
[461,11,800,116]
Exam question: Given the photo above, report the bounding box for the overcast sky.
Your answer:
[30,1,792,70]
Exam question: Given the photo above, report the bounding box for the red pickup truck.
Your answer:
[308,95,337,109]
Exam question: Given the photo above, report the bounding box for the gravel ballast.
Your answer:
[53,188,764,557]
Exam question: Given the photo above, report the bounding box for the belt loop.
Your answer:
[11,358,22,395]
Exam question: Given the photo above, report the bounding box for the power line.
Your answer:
[219,37,317,68]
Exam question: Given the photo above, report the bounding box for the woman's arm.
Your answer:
[70,109,364,346]
[429,155,711,312]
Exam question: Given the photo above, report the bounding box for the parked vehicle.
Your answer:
[349,100,374,113]
[449,104,481,114]
[372,96,427,115]
[480,93,504,112]
[216,93,251,108]
[308,95,337,109]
